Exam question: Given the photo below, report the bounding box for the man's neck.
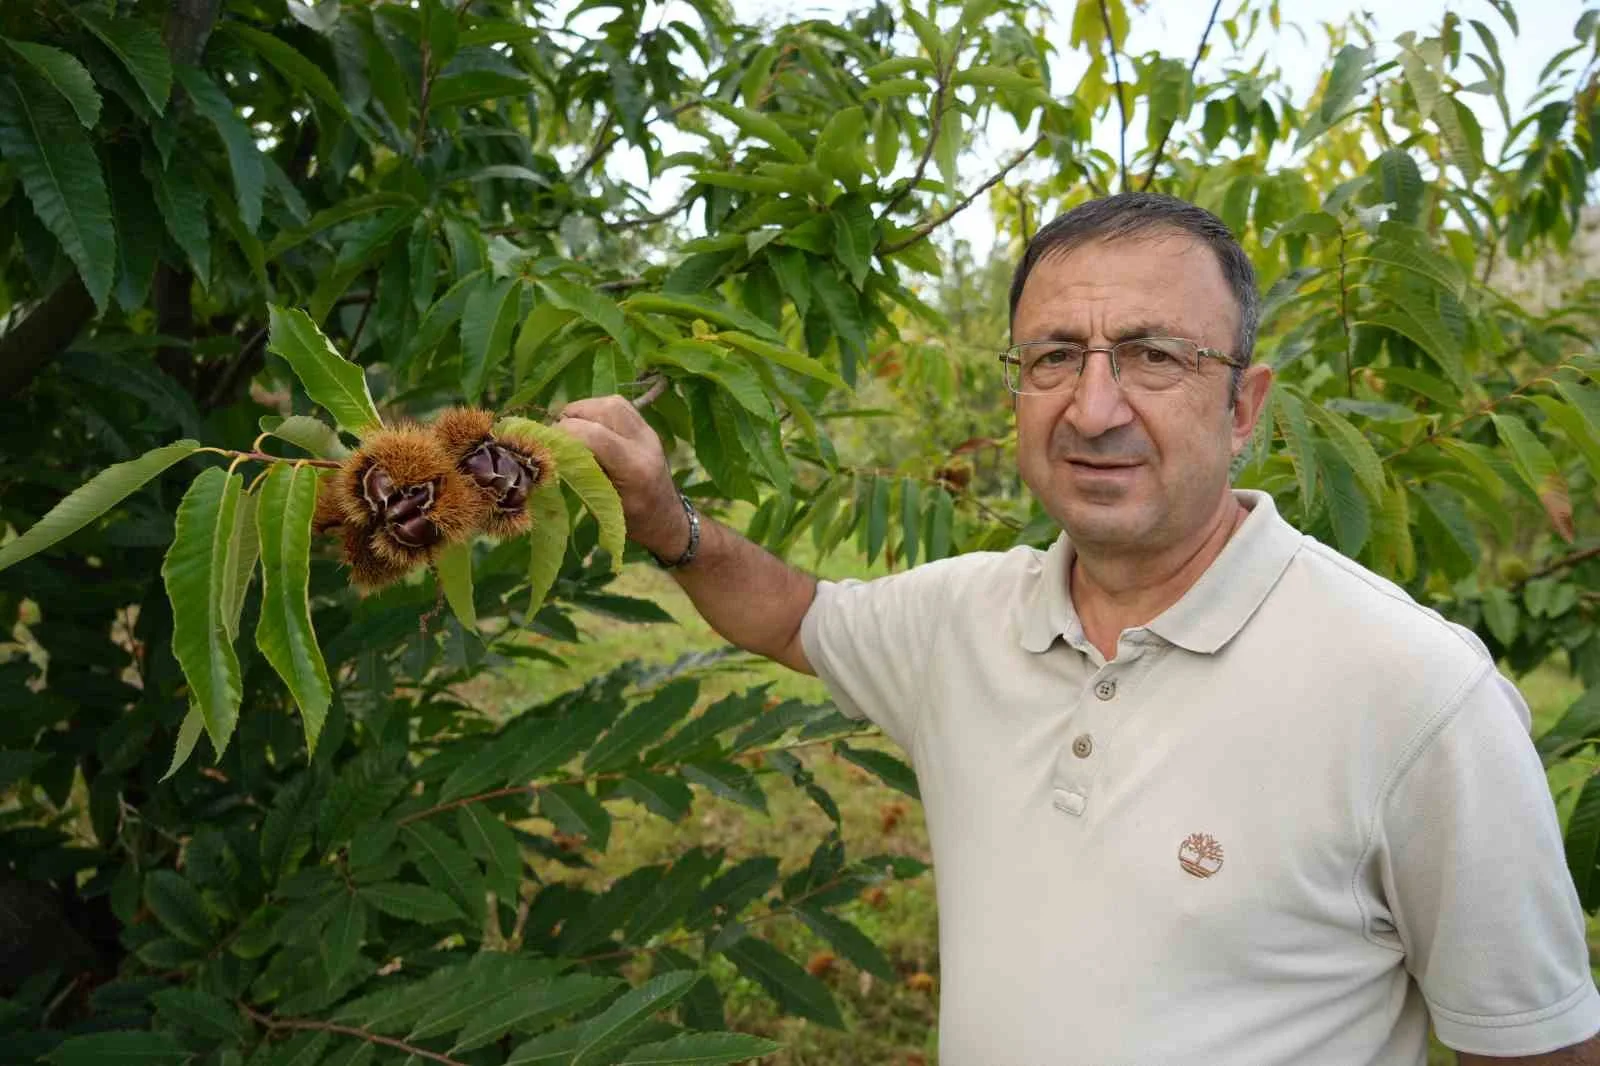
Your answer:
[1069,494,1249,661]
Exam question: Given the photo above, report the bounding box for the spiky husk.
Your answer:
[312,472,347,534]
[336,427,454,529]
[366,468,484,568]
[430,407,497,459]
[343,526,412,591]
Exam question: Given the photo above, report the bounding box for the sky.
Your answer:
[604,0,1597,253]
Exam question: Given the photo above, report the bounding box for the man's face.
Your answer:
[1011,234,1270,556]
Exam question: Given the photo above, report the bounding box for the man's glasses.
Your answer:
[998,337,1246,396]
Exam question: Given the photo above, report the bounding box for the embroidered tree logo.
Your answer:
[1179,833,1225,878]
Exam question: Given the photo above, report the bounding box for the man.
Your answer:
[559,193,1600,1065]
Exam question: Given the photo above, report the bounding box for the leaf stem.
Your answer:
[196,447,342,470]
[240,1003,469,1066]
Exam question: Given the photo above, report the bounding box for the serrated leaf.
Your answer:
[434,542,477,631]
[462,274,522,403]
[163,469,244,755]
[410,958,566,1041]
[174,66,263,231]
[864,476,889,565]
[360,882,465,924]
[455,805,522,902]
[403,822,486,922]
[691,856,778,927]
[834,742,919,799]
[924,486,953,562]
[794,905,894,979]
[0,76,114,307]
[586,680,700,773]
[619,1032,782,1065]
[260,415,350,460]
[525,480,569,616]
[453,975,621,1052]
[539,783,611,850]
[429,70,532,108]
[717,331,845,389]
[721,937,844,1028]
[618,771,695,821]
[267,305,383,437]
[321,892,366,985]
[680,760,767,813]
[1537,688,1600,765]
[45,1031,184,1066]
[831,193,875,290]
[76,13,171,113]
[217,23,349,117]
[625,848,722,944]
[162,704,206,781]
[572,971,699,1065]
[222,489,259,641]
[537,278,635,360]
[1565,772,1600,911]
[143,153,209,279]
[654,340,773,422]
[255,464,333,753]
[898,478,922,567]
[0,440,196,572]
[152,987,244,1041]
[1273,388,1318,504]
[497,419,625,570]
[1491,414,1573,541]
[951,64,1042,93]
[1306,403,1383,502]
[625,291,783,344]
[145,869,214,947]
[816,105,868,187]
[1315,439,1370,557]
[4,40,101,127]
[702,99,807,163]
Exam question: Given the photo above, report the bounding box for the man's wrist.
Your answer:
[650,492,700,569]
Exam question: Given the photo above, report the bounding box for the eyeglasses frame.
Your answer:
[997,337,1249,396]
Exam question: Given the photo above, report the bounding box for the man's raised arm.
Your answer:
[556,396,817,676]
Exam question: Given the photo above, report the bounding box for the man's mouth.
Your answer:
[1066,458,1141,470]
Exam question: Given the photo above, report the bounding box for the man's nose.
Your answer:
[1064,350,1134,438]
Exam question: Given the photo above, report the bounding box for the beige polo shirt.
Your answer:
[800,489,1600,1065]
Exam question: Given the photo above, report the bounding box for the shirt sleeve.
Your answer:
[1378,665,1600,1056]
[799,559,968,754]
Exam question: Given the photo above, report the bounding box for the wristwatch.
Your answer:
[651,491,700,569]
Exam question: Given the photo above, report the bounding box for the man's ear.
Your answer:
[1230,364,1273,456]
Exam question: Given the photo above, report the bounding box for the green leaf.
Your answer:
[144,869,214,947]
[831,193,876,290]
[951,65,1043,93]
[571,972,700,1066]
[717,332,844,390]
[680,760,767,813]
[163,469,245,755]
[933,108,962,196]
[587,680,700,773]
[435,542,478,632]
[1315,439,1370,557]
[45,1031,184,1066]
[429,70,532,109]
[1273,388,1318,504]
[794,904,895,979]
[619,1032,783,1066]
[453,975,621,1052]
[618,771,696,821]
[217,23,350,118]
[1491,414,1573,540]
[76,13,171,114]
[3,40,101,127]
[898,478,922,567]
[690,856,779,926]
[403,822,486,922]
[865,475,889,565]
[810,268,868,383]
[1565,771,1600,911]
[497,419,625,570]
[175,67,264,231]
[540,783,611,850]
[702,99,807,163]
[0,439,196,572]
[267,305,384,437]
[653,340,773,421]
[625,848,722,942]
[322,892,366,985]
[143,154,209,280]
[625,291,783,344]
[360,882,466,925]
[1528,395,1600,479]
[768,246,811,319]
[0,76,115,308]
[1306,403,1383,502]
[462,275,523,403]
[260,414,351,460]
[1537,688,1600,765]
[255,464,333,754]
[524,480,569,616]
[536,277,636,360]
[924,486,953,562]
[721,937,844,1028]
[222,488,259,641]
[455,805,523,902]
[834,742,919,799]
[152,987,244,1041]
[647,687,771,765]
[816,106,869,187]
[162,705,205,781]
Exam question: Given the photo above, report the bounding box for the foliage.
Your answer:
[0,0,1598,1062]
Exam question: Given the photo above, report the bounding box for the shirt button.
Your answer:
[1095,678,1117,701]
[1071,734,1093,758]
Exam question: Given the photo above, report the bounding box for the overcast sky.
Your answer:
[607,1,1597,251]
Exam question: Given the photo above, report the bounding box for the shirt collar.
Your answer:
[1018,490,1303,656]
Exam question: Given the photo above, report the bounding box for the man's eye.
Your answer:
[1034,347,1076,367]
[1127,343,1176,366]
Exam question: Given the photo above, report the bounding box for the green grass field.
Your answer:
[482,543,1592,1066]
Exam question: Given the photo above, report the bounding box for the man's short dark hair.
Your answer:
[1008,192,1260,367]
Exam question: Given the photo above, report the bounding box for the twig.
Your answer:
[413,34,434,158]
[241,1004,469,1066]
[565,99,705,184]
[347,283,376,356]
[1098,0,1129,193]
[1379,357,1589,462]
[879,132,1047,255]
[883,70,950,217]
[1141,0,1223,191]
[632,372,668,409]
[1517,545,1600,588]
[610,190,695,230]
[596,277,648,292]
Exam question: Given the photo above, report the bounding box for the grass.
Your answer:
[478,542,1593,1066]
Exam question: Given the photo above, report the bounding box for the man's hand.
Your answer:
[556,397,691,562]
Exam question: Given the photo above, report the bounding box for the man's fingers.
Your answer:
[555,415,632,473]
[557,395,652,441]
